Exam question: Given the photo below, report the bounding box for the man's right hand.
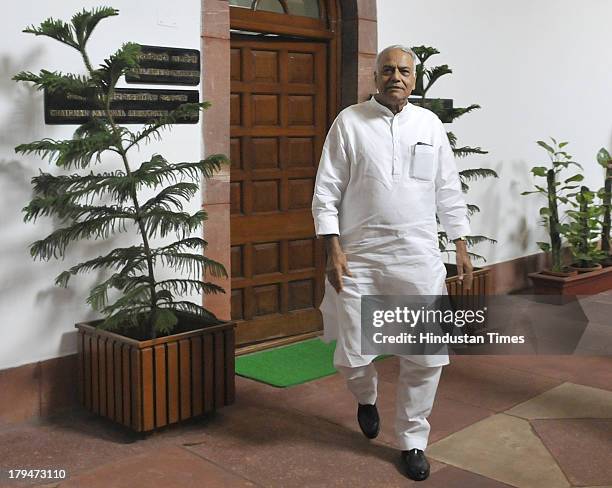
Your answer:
[324,235,353,293]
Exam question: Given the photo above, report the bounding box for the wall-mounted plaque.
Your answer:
[44,88,200,125]
[125,45,200,85]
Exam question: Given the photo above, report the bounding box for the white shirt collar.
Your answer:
[369,95,413,117]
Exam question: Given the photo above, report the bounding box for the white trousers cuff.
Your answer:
[395,359,443,451]
[336,362,378,405]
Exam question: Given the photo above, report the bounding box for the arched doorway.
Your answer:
[200,0,377,352]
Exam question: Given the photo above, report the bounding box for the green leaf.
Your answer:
[94,42,141,89]
[155,251,227,279]
[559,141,569,148]
[141,182,200,212]
[156,278,225,297]
[424,64,452,93]
[539,207,550,216]
[597,147,611,167]
[537,140,555,153]
[537,242,551,252]
[153,309,178,334]
[411,45,440,64]
[71,7,118,47]
[15,130,119,169]
[531,166,548,177]
[12,70,94,96]
[564,174,584,184]
[23,17,78,49]
[127,103,210,149]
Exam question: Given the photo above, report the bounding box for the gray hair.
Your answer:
[375,44,418,73]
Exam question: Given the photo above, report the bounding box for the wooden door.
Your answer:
[230,38,327,346]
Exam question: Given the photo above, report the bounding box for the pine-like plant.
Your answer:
[411,46,498,262]
[14,7,228,340]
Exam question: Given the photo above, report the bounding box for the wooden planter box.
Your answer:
[76,319,236,433]
[445,263,490,296]
[529,265,612,295]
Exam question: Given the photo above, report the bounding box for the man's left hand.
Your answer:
[454,239,473,291]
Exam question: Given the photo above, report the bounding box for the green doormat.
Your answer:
[235,338,388,388]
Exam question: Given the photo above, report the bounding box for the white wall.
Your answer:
[0,0,201,369]
[378,0,612,265]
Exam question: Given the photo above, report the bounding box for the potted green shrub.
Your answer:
[521,138,582,275]
[525,140,612,295]
[597,147,612,266]
[14,7,235,432]
[412,46,497,296]
[566,186,605,272]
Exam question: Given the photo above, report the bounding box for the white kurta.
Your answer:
[312,97,471,368]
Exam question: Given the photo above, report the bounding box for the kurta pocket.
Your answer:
[411,145,435,181]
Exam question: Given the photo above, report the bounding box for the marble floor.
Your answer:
[1,294,611,487]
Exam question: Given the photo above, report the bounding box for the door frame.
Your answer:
[200,0,378,352]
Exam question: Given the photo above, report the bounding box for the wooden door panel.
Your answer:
[230,39,326,346]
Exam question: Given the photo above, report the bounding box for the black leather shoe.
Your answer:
[357,403,379,439]
[400,448,430,481]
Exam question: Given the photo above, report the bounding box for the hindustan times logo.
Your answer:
[372,306,487,328]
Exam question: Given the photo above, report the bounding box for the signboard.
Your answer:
[44,88,200,125]
[125,45,200,85]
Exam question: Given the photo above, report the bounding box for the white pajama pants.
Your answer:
[337,359,443,451]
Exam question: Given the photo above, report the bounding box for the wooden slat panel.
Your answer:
[154,344,167,428]
[179,339,191,420]
[105,339,115,421]
[141,348,154,431]
[191,336,203,416]
[83,334,93,410]
[114,341,123,425]
[130,348,142,431]
[167,342,179,424]
[213,332,225,409]
[91,335,99,414]
[77,331,84,406]
[122,345,131,427]
[76,332,82,404]
[203,333,214,413]
[98,337,107,417]
[224,328,236,405]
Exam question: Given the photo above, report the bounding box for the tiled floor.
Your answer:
[1,297,611,487]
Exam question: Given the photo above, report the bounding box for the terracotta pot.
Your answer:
[568,263,603,273]
[528,265,612,296]
[76,317,235,433]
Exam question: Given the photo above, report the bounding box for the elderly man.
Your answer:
[311,44,473,481]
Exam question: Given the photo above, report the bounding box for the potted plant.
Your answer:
[525,141,612,295]
[14,7,235,432]
[521,138,582,275]
[566,186,605,272]
[597,147,612,266]
[412,46,497,296]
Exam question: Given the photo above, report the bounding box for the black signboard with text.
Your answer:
[44,87,200,125]
[125,45,200,85]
